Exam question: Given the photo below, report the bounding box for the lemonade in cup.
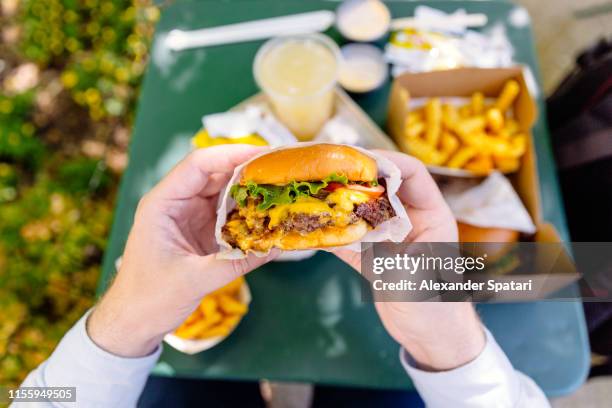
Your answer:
[253,34,341,141]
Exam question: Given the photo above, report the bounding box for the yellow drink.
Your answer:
[254,34,340,141]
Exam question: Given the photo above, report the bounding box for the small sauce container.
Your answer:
[336,0,391,43]
[338,43,388,93]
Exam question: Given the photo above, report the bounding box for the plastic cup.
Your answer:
[253,34,341,141]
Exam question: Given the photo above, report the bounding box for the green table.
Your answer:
[100,0,589,396]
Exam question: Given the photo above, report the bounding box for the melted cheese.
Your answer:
[267,188,370,229]
[268,196,332,228]
[326,188,370,211]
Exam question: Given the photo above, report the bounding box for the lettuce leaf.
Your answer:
[230,173,349,210]
[323,173,349,184]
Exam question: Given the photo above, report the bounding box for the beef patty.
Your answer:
[354,196,395,228]
[280,213,333,234]
[222,195,395,246]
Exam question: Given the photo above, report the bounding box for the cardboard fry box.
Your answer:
[387,67,579,300]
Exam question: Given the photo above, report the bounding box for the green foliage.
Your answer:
[55,157,112,194]
[0,0,160,391]
[0,163,19,203]
[0,155,116,387]
[19,0,159,120]
[0,92,45,168]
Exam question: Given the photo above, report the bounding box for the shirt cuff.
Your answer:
[41,309,161,407]
[400,328,522,407]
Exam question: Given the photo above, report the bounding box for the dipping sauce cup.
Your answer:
[254,34,340,141]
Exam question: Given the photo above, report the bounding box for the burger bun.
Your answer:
[241,144,377,185]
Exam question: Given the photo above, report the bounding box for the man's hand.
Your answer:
[333,150,486,371]
[88,145,277,357]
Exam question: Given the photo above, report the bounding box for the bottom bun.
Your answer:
[276,220,369,250]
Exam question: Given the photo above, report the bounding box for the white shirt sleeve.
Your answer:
[14,310,161,408]
[401,328,550,408]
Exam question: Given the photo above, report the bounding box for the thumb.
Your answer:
[191,249,281,294]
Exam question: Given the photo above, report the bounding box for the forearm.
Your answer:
[16,310,160,408]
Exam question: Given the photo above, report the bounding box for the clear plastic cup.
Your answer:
[253,34,341,141]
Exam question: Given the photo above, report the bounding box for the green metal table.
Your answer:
[99,0,589,397]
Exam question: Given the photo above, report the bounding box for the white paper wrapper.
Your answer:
[163,281,252,354]
[385,6,514,77]
[442,171,536,233]
[215,143,412,259]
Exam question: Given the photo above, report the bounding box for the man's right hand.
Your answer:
[332,150,486,371]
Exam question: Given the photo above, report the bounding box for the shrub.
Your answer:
[0,0,159,389]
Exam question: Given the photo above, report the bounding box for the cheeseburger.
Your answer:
[222,144,396,252]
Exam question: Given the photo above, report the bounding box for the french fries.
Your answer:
[495,80,520,112]
[400,80,526,174]
[192,129,268,148]
[174,276,249,340]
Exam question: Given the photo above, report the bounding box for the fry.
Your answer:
[184,311,201,326]
[201,311,223,327]
[460,132,490,151]
[495,80,520,112]
[441,104,459,131]
[424,98,442,146]
[405,120,425,139]
[459,104,471,118]
[440,132,459,156]
[219,294,248,315]
[199,325,231,339]
[447,147,477,168]
[494,156,521,173]
[200,297,217,317]
[408,139,446,165]
[505,119,520,134]
[471,92,484,115]
[486,108,504,133]
[465,154,493,174]
[454,116,485,140]
[176,320,213,339]
[220,314,243,329]
[509,134,527,158]
[407,110,423,124]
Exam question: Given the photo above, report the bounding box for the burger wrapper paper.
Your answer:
[215,143,412,259]
[442,171,536,233]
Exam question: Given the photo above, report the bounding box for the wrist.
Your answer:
[401,306,486,371]
[87,294,161,358]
